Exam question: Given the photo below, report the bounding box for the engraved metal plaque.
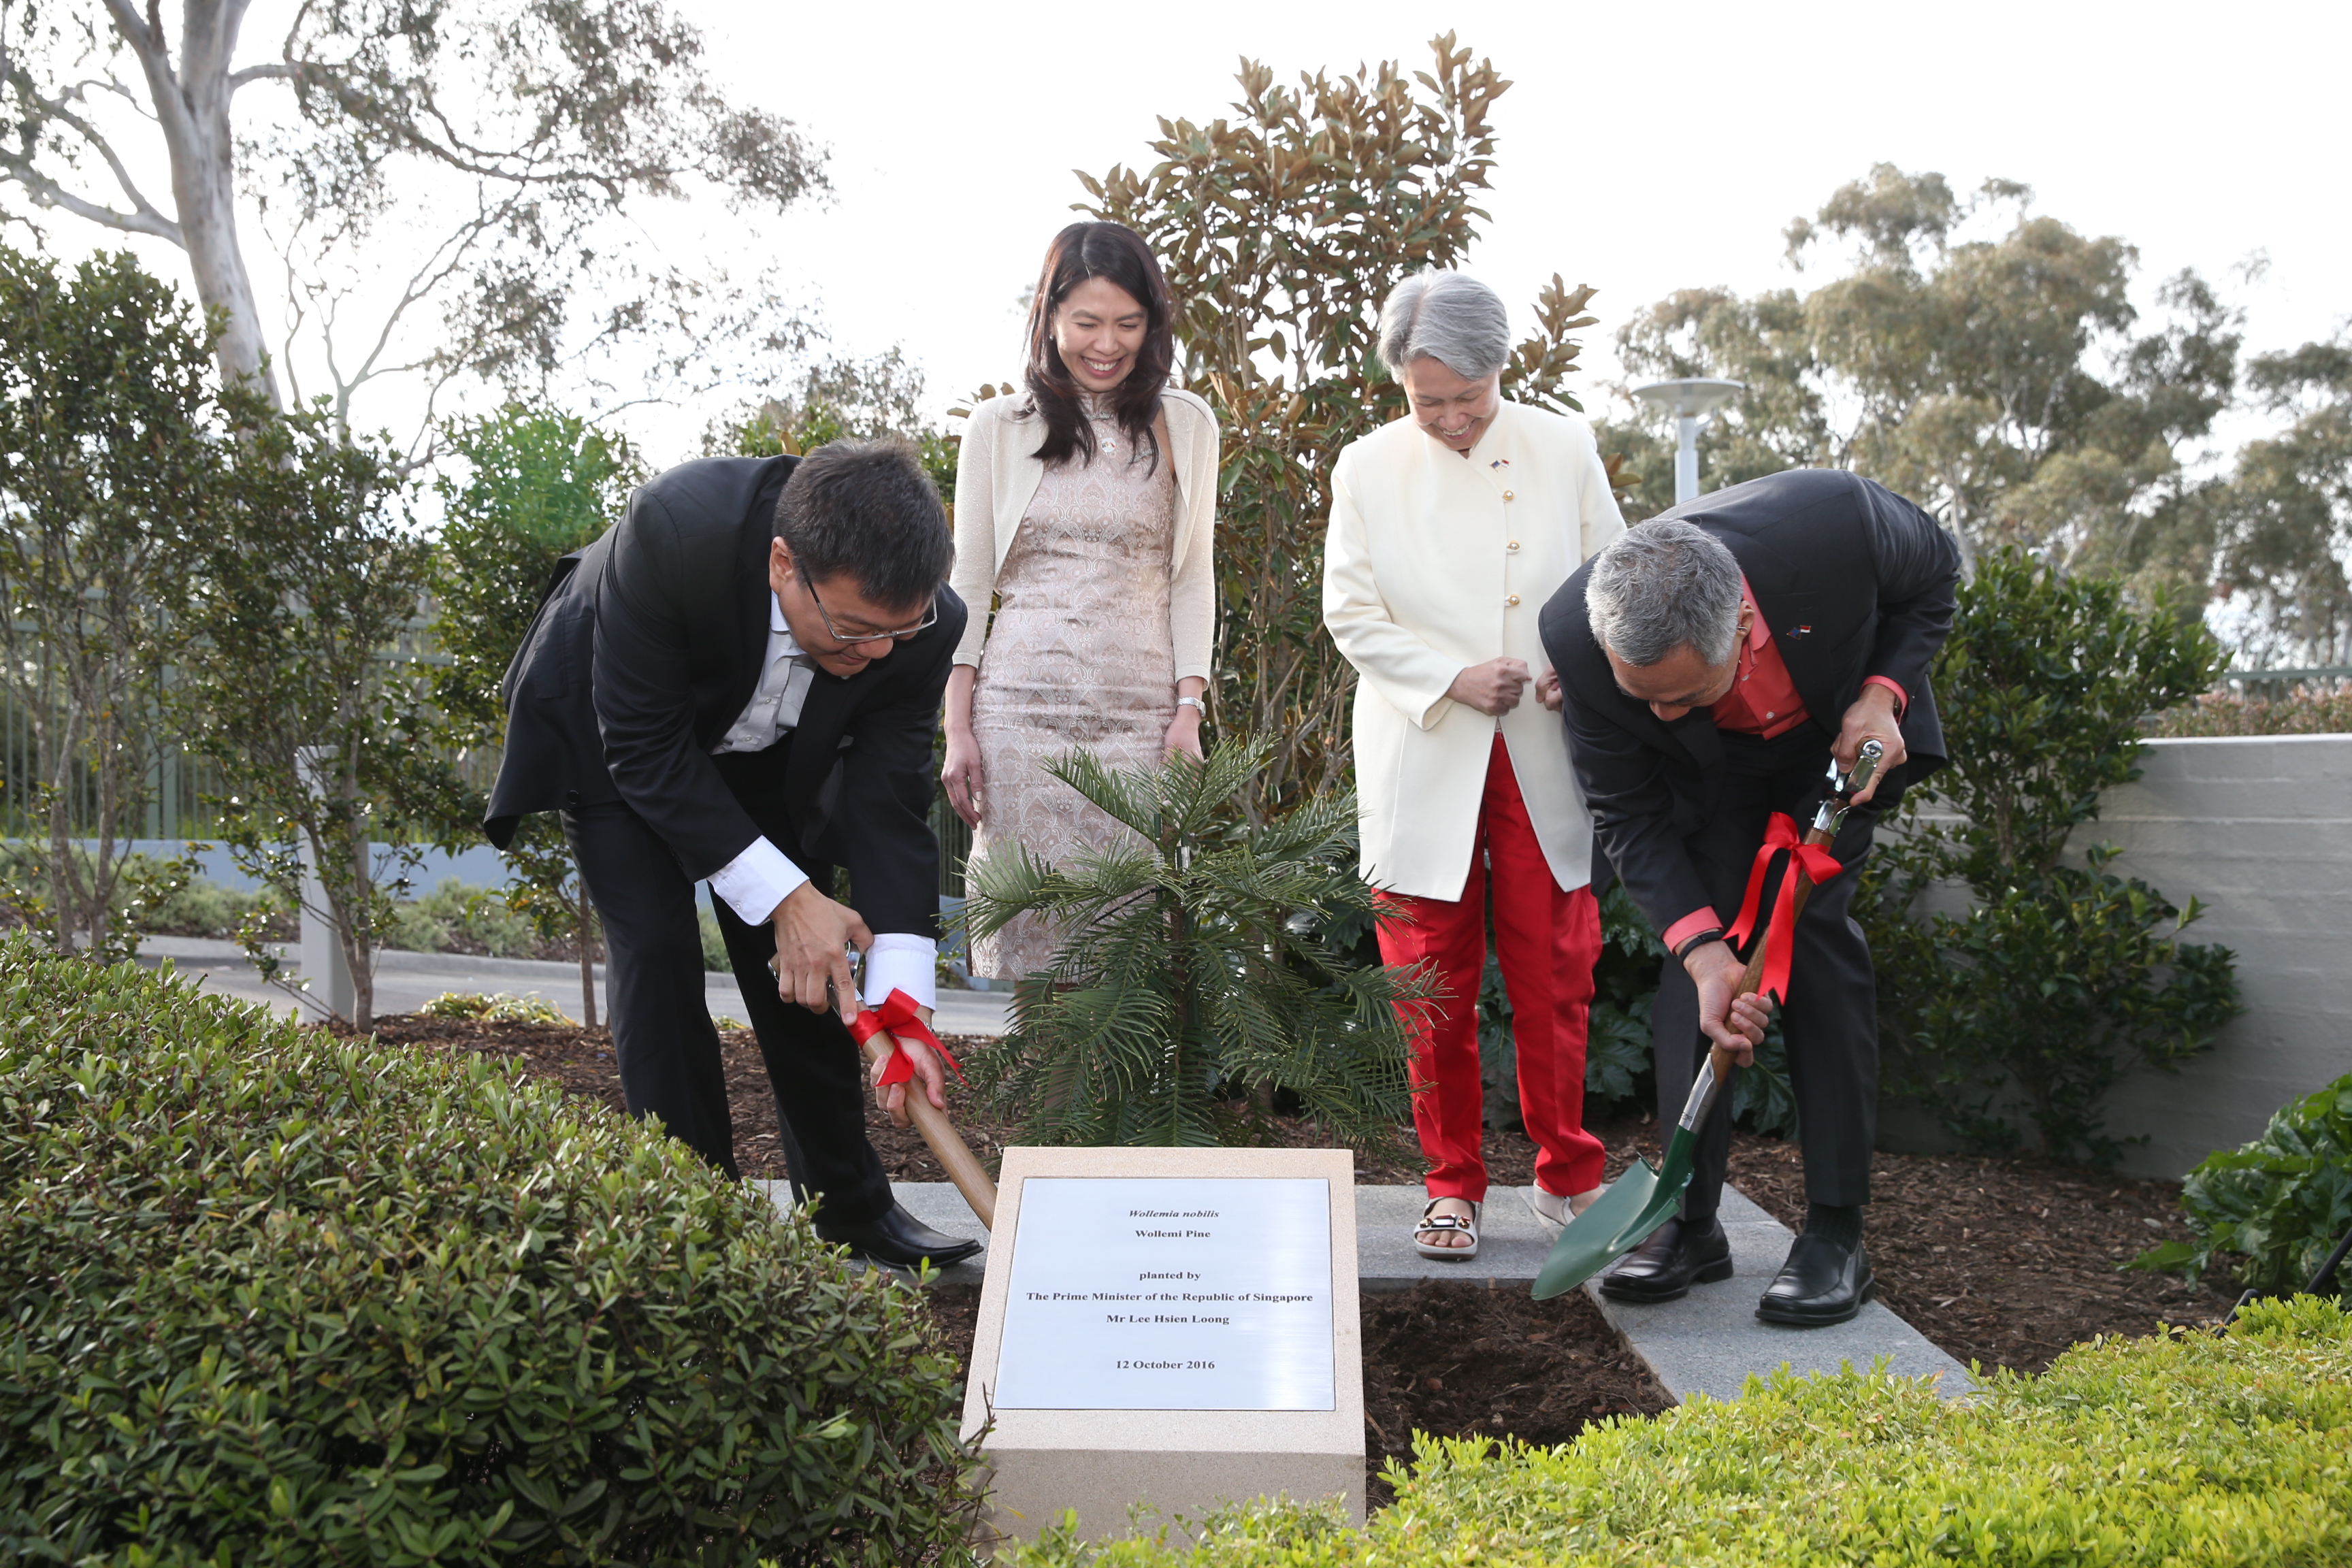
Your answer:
[990,1177,1336,1411]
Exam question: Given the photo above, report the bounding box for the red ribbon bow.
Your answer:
[847,987,966,1087]
[1720,813,1844,1005]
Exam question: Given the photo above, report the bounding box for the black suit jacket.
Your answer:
[1537,469,1961,938]
[483,455,966,940]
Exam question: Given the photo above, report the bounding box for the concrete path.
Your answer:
[135,936,1015,1037]
[810,1179,1973,1404]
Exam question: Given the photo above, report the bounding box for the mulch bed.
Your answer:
[349,1011,2240,1492]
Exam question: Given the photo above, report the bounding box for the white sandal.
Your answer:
[1414,1197,1480,1260]
[1526,1183,1605,1234]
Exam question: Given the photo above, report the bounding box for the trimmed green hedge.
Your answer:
[1007,1296,2352,1567]
[0,937,977,1565]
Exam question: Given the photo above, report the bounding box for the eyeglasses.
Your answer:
[799,568,939,645]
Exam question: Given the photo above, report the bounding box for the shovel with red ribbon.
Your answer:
[848,987,998,1230]
[1721,736,1886,1007]
[1535,738,1884,1299]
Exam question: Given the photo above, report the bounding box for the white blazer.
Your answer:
[1323,399,1625,901]
[949,386,1220,681]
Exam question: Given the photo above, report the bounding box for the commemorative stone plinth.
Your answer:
[961,1145,1363,1546]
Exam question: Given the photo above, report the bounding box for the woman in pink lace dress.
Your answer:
[941,223,1221,981]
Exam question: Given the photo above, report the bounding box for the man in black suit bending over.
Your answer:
[486,438,981,1270]
[1537,470,1959,1325]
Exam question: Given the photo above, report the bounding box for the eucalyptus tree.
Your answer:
[0,247,225,961]
[2210,338,2352,664]
[1600,165,2240,589]
[0,0,826,434]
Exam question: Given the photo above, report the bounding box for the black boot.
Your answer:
[1598,1215,1732,1304]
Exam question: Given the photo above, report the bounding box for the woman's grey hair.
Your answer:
[1586,521,1744,668]
[1377,271,1509,381]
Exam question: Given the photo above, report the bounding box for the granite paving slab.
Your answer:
[1584,1198,1975,1403]
[770,1179,1973,1403]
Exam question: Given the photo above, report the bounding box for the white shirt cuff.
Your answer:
[863,934,937,1011]
[708,836,808,927]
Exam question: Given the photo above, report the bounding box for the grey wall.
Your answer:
[2070,736,2352,1177]
[97,839,514,894]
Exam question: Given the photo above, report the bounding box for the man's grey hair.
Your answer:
[1587,521,1744,668]
[1377,270,1509,381]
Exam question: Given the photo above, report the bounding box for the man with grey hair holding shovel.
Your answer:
[1536,470,1959,1326]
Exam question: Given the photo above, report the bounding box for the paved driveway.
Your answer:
[136,936,1014,1036]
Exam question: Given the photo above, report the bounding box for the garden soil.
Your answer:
[351,1012,2244,1494]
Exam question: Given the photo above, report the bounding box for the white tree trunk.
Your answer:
[110,0,278,402]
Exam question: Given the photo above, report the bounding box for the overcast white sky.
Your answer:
[650,0,2346,461]
[28,1,2347,466]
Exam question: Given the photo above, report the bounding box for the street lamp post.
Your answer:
[1631,378,1745,505]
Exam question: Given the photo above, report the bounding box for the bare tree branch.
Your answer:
[228,61,292,91]
[3,76,182,241]
[0,151,182,242]
[97,0,166,75]
[9,0,827,423]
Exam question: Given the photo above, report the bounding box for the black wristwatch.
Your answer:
[1675,927,1727,962]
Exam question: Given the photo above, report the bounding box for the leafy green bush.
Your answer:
[2136,1073,2352,1292]
[1910,846,2242,1162]
[1866,549,2239,1160]
[381,877,538,958]
[142,868,291,940]
[427,404,640,1028]
[2151,679,2352,737]
[0,936,977,1564]
[1001,1296,2352,1566]
[964,737,1424,1147]
[701,904,731,973]
[418,989,572,1024]
[0,849,220,951]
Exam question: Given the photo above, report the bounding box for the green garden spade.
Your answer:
[1533,740,1884,1301]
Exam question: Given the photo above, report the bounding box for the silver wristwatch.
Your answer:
[1175,696,1206,715]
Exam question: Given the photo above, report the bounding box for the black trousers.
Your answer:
[561,754,893,1227]
[1651,723,1879,1218]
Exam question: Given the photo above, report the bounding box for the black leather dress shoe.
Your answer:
[1756,1233,1875,1326]
[814,1201,984,1269]
[1597,1215,1733,1303]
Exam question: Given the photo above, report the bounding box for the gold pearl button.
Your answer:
[1507,540,1521,551]
[1503,489,1516,501]
[1506,594,1521,607]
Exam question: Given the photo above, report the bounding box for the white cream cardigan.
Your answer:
[949,385,1220,680]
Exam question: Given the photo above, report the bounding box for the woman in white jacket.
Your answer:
[1323,270,1625,1258]
[941,223,1219,980]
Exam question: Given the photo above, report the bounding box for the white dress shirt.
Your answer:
[704,594,936,1009]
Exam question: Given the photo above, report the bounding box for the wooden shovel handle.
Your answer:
[1731,827,1834,1025]
[860,1032,998,1230]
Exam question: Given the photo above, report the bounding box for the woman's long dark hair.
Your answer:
[1019,222,1174,471]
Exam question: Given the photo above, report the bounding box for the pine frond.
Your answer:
[972,730,1416,1150]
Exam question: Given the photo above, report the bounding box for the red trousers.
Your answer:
[1377,734,1606,1202]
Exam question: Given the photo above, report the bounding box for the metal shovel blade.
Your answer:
[1531,1124,1702,1300]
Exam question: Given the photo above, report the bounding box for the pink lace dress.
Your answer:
[968,399,1179,979]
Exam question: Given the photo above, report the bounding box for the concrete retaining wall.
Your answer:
[2070,736,2352,1177]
